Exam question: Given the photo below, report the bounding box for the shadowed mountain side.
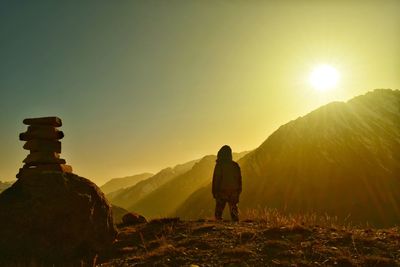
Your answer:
[100,173,153,194]
[174,184,214,219]
[176,89,400,227]
[130,152,249,218]
[0,181,13,193]
[130,156,216,218]
[107,159,199,209]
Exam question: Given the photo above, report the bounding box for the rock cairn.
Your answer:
[17,116,73,178]
[0,116,117,266]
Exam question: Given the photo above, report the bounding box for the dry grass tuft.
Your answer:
[221,245,254,257]
[363,255,396,267]
[242,208,354,229]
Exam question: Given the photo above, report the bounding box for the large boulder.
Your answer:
[0,172,117,265]
[122,212,147,226]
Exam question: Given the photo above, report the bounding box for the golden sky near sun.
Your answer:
[0,1,399,184]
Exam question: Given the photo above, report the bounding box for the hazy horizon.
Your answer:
[1,1,399,184]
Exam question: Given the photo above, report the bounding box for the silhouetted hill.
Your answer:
[106,159,200,209]
[0,181,12,193]
[100,173,153,194]
[130,152,249,218]
[176,89,400,226]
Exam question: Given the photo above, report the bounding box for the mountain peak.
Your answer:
[177,89,400,226]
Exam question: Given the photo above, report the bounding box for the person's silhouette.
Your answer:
[212,145,242,222]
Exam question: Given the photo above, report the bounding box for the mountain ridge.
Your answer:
[106,159,200,209]
[0,181,13,193]
[176,89,400,226]
[100,173,154,194]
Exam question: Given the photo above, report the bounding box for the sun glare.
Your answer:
[309,64,340,91]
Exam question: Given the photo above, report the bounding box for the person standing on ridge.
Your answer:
[212,145,242,222]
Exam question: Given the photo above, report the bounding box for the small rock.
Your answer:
[23,140,62,153]
[19,129,64,141]
[23,116,62,127]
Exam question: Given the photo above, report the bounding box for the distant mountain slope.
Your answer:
[131,152,249,218]
[107,159,199,209]
[101,173,153,194]
[0,181,13,193]
[111,205,129,224]
[176,89,400,226]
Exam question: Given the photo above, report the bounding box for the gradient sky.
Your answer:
[1,1,399,185]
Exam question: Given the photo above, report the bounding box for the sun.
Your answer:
[309,64,340,91]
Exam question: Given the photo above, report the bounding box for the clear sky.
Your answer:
[1,1,399,185]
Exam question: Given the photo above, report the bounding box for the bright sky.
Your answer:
[1,1,399,185]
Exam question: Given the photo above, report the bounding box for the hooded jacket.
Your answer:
[212,161,242,196]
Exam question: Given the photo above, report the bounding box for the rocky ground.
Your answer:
[98,218,400,267]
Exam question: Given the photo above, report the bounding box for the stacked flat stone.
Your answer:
[17,116,73,178]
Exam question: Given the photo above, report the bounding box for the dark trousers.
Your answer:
[215,194,239,221]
